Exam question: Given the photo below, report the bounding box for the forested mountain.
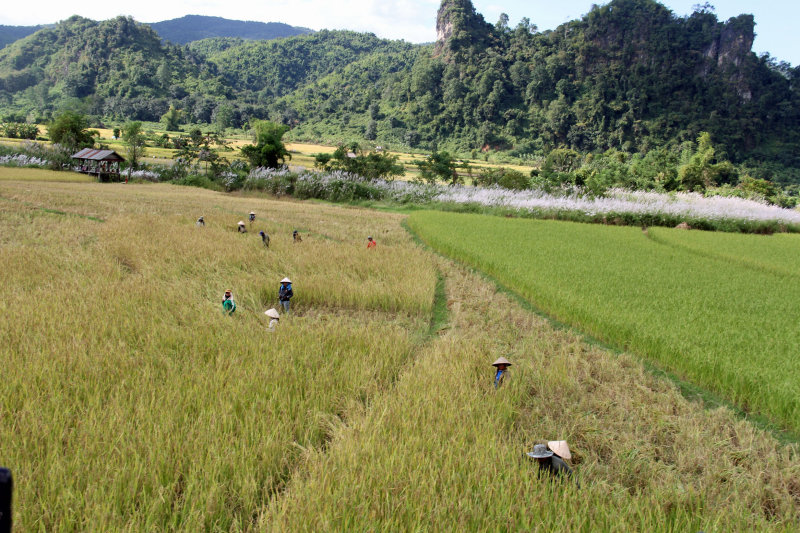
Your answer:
[0,15,233,121]
[0,16,310,51]
[192,31,414,99]
[0,25,44,49]
[1,0,799,180]
[148,15,312,45]
[272,0,800,176]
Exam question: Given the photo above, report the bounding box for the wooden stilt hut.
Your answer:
[71,149,125,182]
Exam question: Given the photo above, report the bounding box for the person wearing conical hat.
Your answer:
[527,443,575,481]
[196,216,205,227]
[249,211,256,224]
[547,441,572,461]
[278,277,293,313]
[265,308,280,331]
[492,357,512,388]
[238,221,247,233]
[222,289,236,315]
[259,230,270,248]
[366,236,377,249]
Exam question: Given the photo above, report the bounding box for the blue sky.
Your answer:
[2,1,797,65]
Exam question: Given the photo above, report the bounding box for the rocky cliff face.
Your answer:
[702,15,755,100]
[704,15,754,69]
[435,4,455,45]
[433,0,495,57]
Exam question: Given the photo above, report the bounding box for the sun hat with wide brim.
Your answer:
[547,440,571,460]
[491,357,512,367]
[265,308,280,319]
[526,443,553,459]
[250,212,255,215]
[280,277,292,283]
[238,221,245,225]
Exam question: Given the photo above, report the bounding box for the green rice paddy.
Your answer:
[409,211,800,433]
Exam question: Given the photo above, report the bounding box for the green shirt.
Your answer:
[222,298,236,314]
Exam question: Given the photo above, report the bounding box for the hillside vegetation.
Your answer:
[0,25,43,50]
[0,0,799,184]
[408,211,800,434]
[2,168,799,530]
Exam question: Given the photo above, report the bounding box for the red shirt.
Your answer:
[367,240,377,248]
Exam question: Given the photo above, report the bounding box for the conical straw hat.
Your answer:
[250,211,255,215]
[265,308,280,319]
[547,440,571,460]
[280,277,291,283]
[491,357,512,367]
[238,221,245,225]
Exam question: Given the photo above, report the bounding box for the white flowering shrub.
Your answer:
[0,153,48,167]
[128,169,160,182]
[434,186,800,226]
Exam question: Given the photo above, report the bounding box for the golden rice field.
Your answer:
[1,167,799,531]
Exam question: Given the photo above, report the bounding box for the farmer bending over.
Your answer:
[367,236,377,249]
[259,231,270,248]
[196,216,205,227]
[222,289,237,315]
[238,221,247,233]
[278,277,293,313]
[265,308,280,331]
[492,357,512,388]
[293,230,302,243]
[527,443,575,482]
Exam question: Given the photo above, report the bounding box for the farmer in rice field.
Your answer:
[527,443,575,482]
[367,236,377,249]
[265,308,280,331]
[293,230,302,243]
[249,211,256,225]
[259,231,270,248]
[278,277,293,313]
[222,289,236,315]
[238,221,247,233]
[492,357,512,388]
[196,216,205,227]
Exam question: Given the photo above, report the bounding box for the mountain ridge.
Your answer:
[0,0,798,182]
[147,15,313,45]
[0,15,312,50]
[0,24,45,49]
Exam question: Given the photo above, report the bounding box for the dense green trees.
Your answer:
[0,121,37,139]
[160,106,183,131]
[122,121,146,169]
[47,111,96,150]
[240,120,291,168]
[0,15,227,122]
[314,144,404,180]
[415,151,462,185]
